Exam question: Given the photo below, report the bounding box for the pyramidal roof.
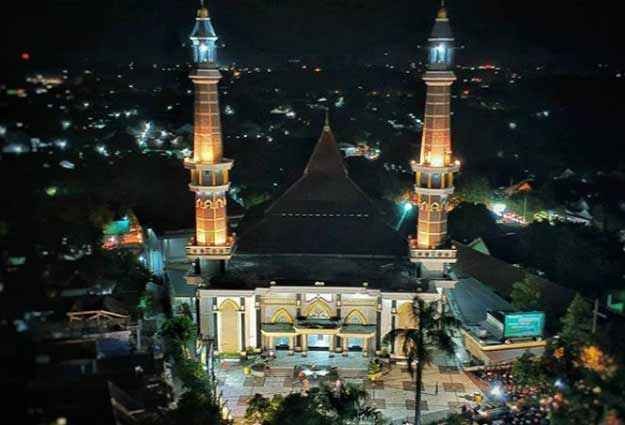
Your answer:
[266,119,374,215]
[236,120,406,256]
[303,119,347,177]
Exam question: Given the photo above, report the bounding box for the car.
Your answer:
[474,404,509,424]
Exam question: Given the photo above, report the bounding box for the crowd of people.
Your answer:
[468,367,553,424]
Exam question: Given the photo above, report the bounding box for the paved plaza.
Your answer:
[214,351,480,424]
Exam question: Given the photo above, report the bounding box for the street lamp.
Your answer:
[489,383,505,400]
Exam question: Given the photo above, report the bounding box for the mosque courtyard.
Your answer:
[214,351,481,424]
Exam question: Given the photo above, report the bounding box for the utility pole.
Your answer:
[522,195,528,224]
[592,298,607,334]
[136,319,142,352]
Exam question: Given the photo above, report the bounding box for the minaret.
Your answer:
[185,0,235,281]
[409,2,460,276]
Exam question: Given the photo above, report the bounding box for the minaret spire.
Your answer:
[408,4,459,276]
[324,109,331,130]
[185,1,235,281]
[190,0,217,64]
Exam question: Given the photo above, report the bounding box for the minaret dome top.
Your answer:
[197,7,209,18]
[437,6,448,20]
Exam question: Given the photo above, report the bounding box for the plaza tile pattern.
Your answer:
[368,399,387,409]
[402,381,416,391]
[406,400,429,411]
[442,382,465,392]
[365,380,385,390]
[243,377,265,387]
[237,396,252,406]
[438,365,460,374]
[214,351,481,424]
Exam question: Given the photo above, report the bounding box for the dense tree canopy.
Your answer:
[510,275,543,311]
[448,202,500,244]
[519,222,625,296]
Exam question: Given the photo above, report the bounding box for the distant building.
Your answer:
[341,142,381,160]
[102,212,164,276]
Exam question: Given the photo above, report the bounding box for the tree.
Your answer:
[454,175,493,205]
[441,413,471,425]
[510,275,543,310]
[383,298,457,425]
[322,382,381,424]
[511,352,549,387]
[161,315,195,343]
[560,294,593,347]
[170,390,229,425]
[448,202,499,243]
[245,393,276,425]
[245,384,382,425]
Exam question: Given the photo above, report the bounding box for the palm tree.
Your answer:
[321,382,382,424]
[383,298,457,425]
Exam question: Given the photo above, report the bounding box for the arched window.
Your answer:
[304,300,332,319]
[271,308,294,324]
[344,309,367,324]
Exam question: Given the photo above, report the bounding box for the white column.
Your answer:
[215,310,222,353]
[239,310,245,354]
[289,336,295,355]
[301,334,308,356]
[199,295,212,337]
[246,295,257,350]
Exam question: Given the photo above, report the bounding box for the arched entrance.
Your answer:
[219,299,240,353]
[344,309,367,351]
[304,299,333,350]
[395,302,417,356]
[271,308,294,349]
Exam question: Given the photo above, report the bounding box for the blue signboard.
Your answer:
[503,312,545,338]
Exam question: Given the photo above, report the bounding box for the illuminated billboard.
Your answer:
[503,312,545,339]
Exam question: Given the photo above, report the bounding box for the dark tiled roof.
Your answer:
[454,244,575,316]
[211,254,418,291]
[262,323,296,333]
[448,278,514,326]
[70,296,129,317]
[341,324,377,334]
[236,124,406,256]
[303,123,348,177]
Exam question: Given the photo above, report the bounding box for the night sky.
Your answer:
[2,0,621,70]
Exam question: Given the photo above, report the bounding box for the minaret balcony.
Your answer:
[423,70,457,82]
[184,157,234,171]
[189,182,231,194]
[411,162,460,174]
[186,235,236,260]
[408,237,457,263]
[189,67,222,80]
[414,186,455,196]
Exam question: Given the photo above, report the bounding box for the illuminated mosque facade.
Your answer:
[180,2,461,357]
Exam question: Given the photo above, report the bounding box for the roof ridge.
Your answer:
[303,123,347,176]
